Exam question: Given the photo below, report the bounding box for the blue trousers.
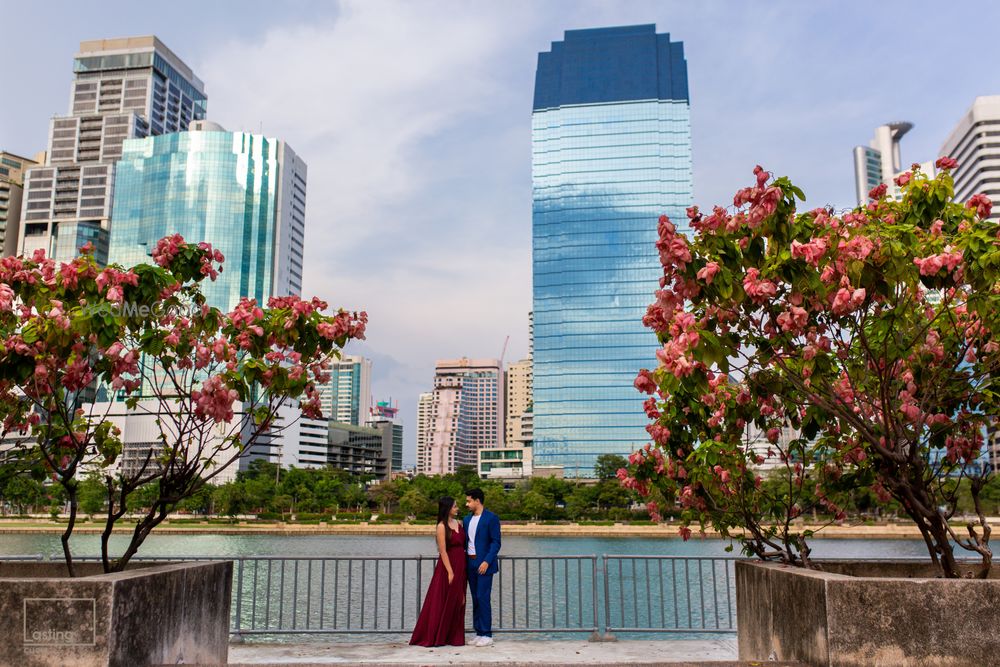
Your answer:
[467,565,494,637]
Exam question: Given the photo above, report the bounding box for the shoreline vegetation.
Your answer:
[2,517,999,539]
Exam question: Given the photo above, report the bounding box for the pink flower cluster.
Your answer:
[935,156,959,171]
[191,374,239,423]
[742,268,778,304]
[152,234,185,268]
[790,238,827,267]
[967,193,992,220]
[96,267,139,303]
[196,241,225,280]
[913,250,963,277]
[317,310,369,342]
[829,287,866,316]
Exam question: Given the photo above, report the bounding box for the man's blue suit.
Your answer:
[464,509,501,637]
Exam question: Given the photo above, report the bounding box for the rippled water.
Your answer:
[0,531,933,559]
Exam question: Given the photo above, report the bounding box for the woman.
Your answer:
[409,496,467,646]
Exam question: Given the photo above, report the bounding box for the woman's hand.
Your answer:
[447,570,454,584]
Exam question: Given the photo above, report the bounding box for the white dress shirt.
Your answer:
[467,513,482,556]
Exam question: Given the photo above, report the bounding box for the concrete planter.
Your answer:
[0,560,232,667]
[736,559,1000,667]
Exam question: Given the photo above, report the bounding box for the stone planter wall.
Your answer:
[0,560,232,667]
[736,559,1000,667]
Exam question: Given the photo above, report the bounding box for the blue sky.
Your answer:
[4,1,1000,466]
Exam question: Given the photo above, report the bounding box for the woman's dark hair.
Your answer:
[436,496,456,532]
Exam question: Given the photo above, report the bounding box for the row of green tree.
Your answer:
[3,454,1000,522]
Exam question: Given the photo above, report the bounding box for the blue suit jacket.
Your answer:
[464,509,501,575]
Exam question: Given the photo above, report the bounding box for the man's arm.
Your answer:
[483,513,501,565]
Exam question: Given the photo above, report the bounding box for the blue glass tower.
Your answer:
[531,25,693,477]
[108,123,307,312]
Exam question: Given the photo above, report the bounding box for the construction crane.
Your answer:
[499,335,510,369]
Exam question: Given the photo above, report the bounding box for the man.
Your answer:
[464,487,501,647]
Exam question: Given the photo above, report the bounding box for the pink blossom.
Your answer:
[790,238,827,266]
[830,287,866,315]
[152,234,185,268]
[894,172,911,187]
[634,369,657,395]
[191,374,239,422]
[776,306,808,333]
[696,261,720,285]
[868,183,888,200]
[913,251,963,277]
[742,268,778,304]
[935,156,959,170]
[968,193,993,220]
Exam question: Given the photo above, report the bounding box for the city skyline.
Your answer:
[5,1,1000,467]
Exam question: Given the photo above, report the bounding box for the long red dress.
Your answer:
[409,524,467,646]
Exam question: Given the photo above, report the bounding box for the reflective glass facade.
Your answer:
[109,131,279,311]
[532,25,693,477]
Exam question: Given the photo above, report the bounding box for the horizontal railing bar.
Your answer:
[605,627,736,634]
[234,627,600,635]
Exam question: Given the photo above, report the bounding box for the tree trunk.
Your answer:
[61,484,78,577]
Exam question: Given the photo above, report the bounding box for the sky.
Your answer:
[4,0,1000,466]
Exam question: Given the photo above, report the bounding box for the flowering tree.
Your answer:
[0,235,366,574]
[622,161,997,578]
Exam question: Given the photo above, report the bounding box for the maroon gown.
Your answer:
[409,523,467,646]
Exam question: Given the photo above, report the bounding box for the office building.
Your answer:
[0,151,42,256]
[108,121,306,310]
[328,421,394,480]
[531,25,693,477]
[418,358,502,475]
[19,36,206,263]
[852,122,934,205]
[478,444,533,481]
[312,355,371,426]
[367,399,403,472]
[505,357,532,446]
[940,96,1000,222]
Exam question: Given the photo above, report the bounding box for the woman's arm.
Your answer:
[436,523,454,583]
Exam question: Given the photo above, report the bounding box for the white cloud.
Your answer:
[199,1,535,461]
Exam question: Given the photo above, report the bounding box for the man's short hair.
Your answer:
[466,488,485,503]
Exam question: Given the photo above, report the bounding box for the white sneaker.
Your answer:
[476,636,494,647]
[470,635,483,646]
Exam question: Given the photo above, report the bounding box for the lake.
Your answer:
[0,532,933,559]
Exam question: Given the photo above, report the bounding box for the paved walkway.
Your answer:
[225,638,777,665]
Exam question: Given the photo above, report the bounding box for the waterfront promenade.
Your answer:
[227,638,783,665]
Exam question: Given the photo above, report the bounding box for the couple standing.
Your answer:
[409,488,501,648]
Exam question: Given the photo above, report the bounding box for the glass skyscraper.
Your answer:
[109,121,307,312]
[531,25,693,477]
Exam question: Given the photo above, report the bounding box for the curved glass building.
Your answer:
[109,122,306,311]
[531,25,693,477]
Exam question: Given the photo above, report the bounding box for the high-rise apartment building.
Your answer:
[108,121,307,310]
[316,355,372,426]
[940,96,1000,222]
[416,392,433,472]
[19,36,206,264]
[0,151,42,256]
[852,122,934,205]
[418,358,502,475]
[531,25,693,477]
[505,358,532,446]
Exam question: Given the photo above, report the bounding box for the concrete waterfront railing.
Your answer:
[17,554,738,639]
